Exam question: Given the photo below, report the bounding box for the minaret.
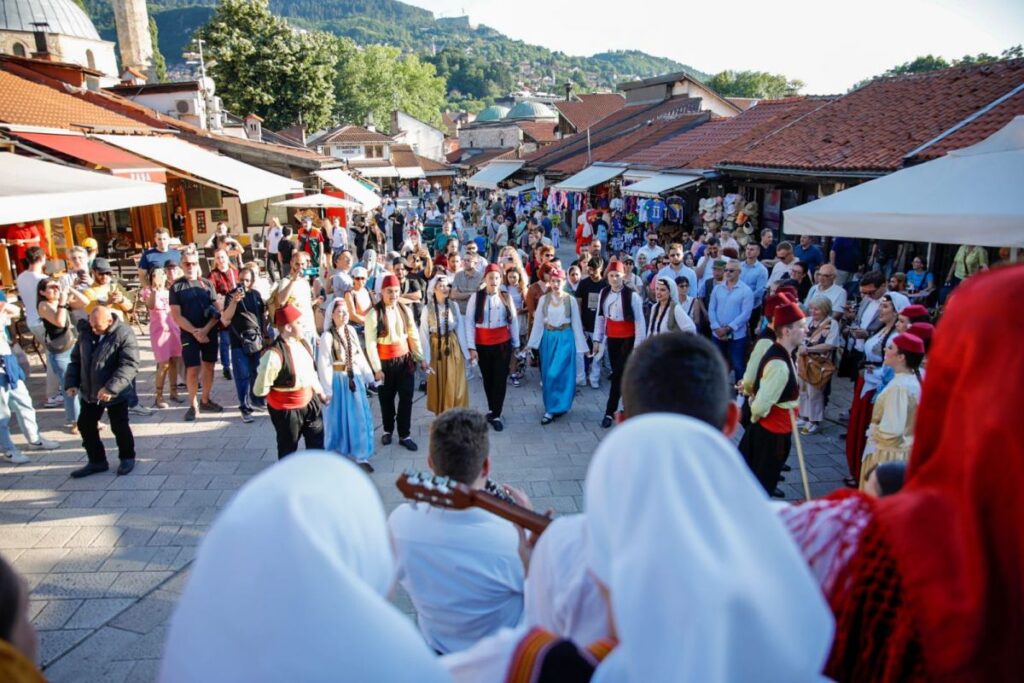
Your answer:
[112,0,155,80]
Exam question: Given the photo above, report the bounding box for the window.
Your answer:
[12,43,27,58]
[365,145,384,159]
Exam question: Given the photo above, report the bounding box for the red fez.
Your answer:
[433,254,449,269]
[549,268,566,280]
[900,304,929,322]
[274,304,301,327]
[381,274,400,289]
[776,285,799,301]
[607,261,625,274]
[763,293,793,320]
[773,302,806,328]
[907,322,934,341]
[484,263,502,276]
[893,333,925,355]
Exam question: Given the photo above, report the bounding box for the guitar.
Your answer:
[395,470,552,536]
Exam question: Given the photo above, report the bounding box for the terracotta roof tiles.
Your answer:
[553,93,626,132]
[0,70,144,130]
[720,59,1024,173]
[908,86,1024,161]
[515,120,559,143]
[318,125,393,145]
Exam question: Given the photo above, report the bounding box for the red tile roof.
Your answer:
[720,59,1024,173]
[515,120,559,143]
[908,86,1024,161]
[415,154,456,174]
[318,125,393,145]
[525,96,703,174]
[0,70,144,130]
[389,143,420,169]
[553,93,626,132]
[460,147,516,167]
[622,97,832,170]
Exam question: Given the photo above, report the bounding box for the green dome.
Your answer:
[476,105,510,122]
[506,101,558,121]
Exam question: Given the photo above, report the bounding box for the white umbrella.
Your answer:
[784,116,1024,248]
[272,193,362,210]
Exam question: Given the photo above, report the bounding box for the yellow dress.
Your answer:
[419,301,469,415]
[859,372,921,489]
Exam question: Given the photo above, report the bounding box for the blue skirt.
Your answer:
[324,372,375,461]
[539,327,577,414]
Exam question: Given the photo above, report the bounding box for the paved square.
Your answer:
[1,276,854,682]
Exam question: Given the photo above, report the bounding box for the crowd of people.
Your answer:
[0,181,1018,682]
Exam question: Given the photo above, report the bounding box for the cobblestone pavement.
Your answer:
[0,256,856,682]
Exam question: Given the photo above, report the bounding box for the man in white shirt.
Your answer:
[16,246,59,404]
[264,218,285,282]
[767,240,800,286]
[276,251,319,351]
[389,408,525,653]
[634,231,665,264]
[804,263,847,318]
[330,217,349,258]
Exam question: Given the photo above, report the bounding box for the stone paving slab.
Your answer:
[0,256,857,681]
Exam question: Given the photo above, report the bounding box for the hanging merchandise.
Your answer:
[648,197,667,226]
[665,196,686,224]
[610,212,626,253]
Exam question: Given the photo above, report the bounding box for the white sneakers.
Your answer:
[30,438,59,450]
[44,394,63,408]
[3,450,29,464]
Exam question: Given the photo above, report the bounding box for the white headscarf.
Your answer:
[884,291,910,313]
[586,415,833,683]
[159,453,449,683]
[655,276,680,304]
[322,295,348,334]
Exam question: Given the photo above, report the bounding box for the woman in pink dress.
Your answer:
[144,266,184,408]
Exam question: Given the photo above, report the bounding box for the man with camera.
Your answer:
[220,265,267,424]
[208,249,240,381]
[137,227,181,287]
[276,250,320,351]
[170,250,224,422]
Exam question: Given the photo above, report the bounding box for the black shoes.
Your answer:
[200,400,224,413]
[223,369,232,380]
[771,488,786,498]
[541,413,554,425]
[398,438,418,452]
[382,433,393,446]
[116,459,135,476]
[488,416,504,432]
[358,461,374,473]
[782,463,792,472]
[71,462,109,478]
[600,415,613,429]
[184,406,196,422]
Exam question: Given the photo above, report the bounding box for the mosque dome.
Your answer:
[476,105,510,122]
[0,0,101,41]
[506,101,558,121]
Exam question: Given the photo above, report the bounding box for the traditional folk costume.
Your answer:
[317,300,375,467]
[739,302,804,494]
[364,275,423,446]
[418,275,470,415]
[739,292,794,428]
[645,276,696,336]
[527,275,588,422]
[465,264,520,430]
[858,334,923,490]
[845,292,909,482]
[592,262,646,426]
[780,266,1024,682]
[253,305,326,459]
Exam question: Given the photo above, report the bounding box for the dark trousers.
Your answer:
[378,355,415,438]
[267,254,281,282]
[268,399,324,459]
[739,422,791,493]
[604,336,635,417]
[476,341,511,418]
[714,336,748,384]
[231,350,264,411]
[79,400,135,465]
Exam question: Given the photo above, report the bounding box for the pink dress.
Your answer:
[145,288,182,362]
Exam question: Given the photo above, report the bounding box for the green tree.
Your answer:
[853,45,1022,90]
[197,0,338,131]
[705,70,804,98]
[334,42,446,131]
[148,16,168,82]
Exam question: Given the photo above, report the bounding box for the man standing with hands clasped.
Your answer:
[253,304,326,459]
[169,250,224,422]
[65,306,140,478]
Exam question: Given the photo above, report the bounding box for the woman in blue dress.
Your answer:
[318,298,376,471]
[526,268,589,425]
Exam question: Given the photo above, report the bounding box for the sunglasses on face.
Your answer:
[184,261,200,267]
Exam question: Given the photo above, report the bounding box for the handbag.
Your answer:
[44,316,77,354]
[798,352,836,389]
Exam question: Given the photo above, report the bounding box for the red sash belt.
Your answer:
[268,387,312,411]
[759,405,796,434]
[606,319,634,339]
[378,340,409,360]
[475,326,511,346]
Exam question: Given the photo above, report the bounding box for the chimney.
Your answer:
[366,111,376,133]
[30,22,52,61]
[564,81,572,102]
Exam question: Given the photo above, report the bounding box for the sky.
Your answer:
[406,0,1024,93]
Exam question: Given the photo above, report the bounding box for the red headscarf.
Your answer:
[828,265,1024,681]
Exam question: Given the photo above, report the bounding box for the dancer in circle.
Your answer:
[465,264,520,432]
[419,273,470,416]
[318,298,375,471]
[527,268,588,425]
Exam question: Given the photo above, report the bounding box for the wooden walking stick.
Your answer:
[788,409,812,501]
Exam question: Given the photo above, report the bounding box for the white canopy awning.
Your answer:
[622,172,704,197]
[272,193,362,210]
[553,164,627,192]
[314,169,381,211]
[503,182,537,196]
[396,165,425,179]
[783,116,1024,248]
[355,164,399,178]
[95,134,302,203]
[466,160,524,189]
[0,152,167,224]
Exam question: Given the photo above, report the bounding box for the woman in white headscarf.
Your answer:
[646,276,696,336]
[418,273,470,415]
[318,298,376,471]
[586,414,833,683]
[159,453,448,683]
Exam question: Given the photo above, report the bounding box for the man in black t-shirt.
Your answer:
[394,257,423,324]
[277,227,295,276]
[574,256,606,389]
[221,265,267,422]
[169,252,224,421]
